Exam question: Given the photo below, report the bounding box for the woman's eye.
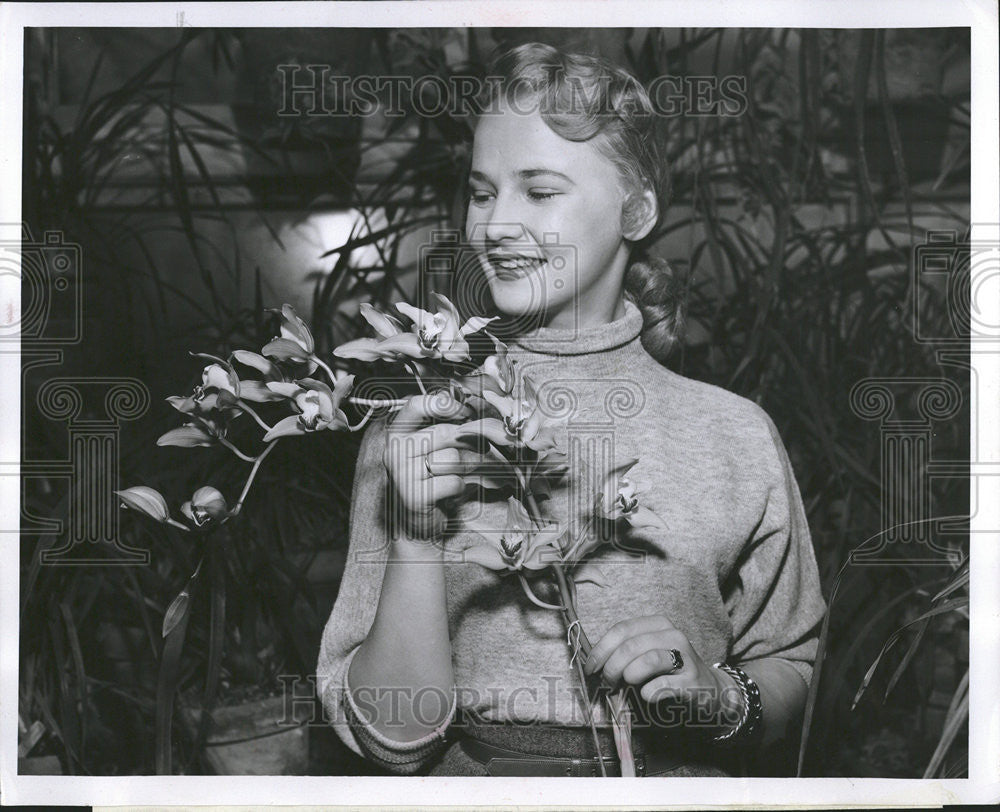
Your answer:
[468,190,494,206]
[527,190,558,202]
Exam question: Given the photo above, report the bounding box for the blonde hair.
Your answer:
[475,41,685,362]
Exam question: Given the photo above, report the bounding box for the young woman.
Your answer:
[317,42,826,777]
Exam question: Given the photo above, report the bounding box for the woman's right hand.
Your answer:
[383,391,483,539]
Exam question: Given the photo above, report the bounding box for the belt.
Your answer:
[459,735,685,777]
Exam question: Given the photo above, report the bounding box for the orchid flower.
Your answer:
[460,497,564,572]
[180,486,229,527]
[262,375,354,440]
[166,355,242,415]
[457,373,561,457]
[262,304,318,371]
[596,459,667,530]
[334,293,496,363]
[459,332,517,399]
[231,350,292,402]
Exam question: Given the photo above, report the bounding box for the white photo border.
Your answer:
[1,0,997,806]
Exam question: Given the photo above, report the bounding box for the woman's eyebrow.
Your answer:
[517,169,575,185]
[468,168,575,185]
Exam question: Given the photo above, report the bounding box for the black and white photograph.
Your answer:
[1,1,998,807]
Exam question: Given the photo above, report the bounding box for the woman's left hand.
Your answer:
[583,614,741,733]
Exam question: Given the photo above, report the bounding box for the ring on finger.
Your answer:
[424,456,434,477]
[666,648,684,672]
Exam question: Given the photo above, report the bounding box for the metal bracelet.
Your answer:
[710,662,763,746]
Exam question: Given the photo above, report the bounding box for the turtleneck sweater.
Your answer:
[316,301,826,774]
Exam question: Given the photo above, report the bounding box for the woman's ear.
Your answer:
[621,186,659,242]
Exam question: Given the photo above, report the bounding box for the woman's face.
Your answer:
[465,97,631,330]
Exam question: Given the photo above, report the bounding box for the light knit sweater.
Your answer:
[316,301,827,774]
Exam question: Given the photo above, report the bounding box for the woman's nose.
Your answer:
[483,194,527,243]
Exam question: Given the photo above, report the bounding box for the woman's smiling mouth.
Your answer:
[485,252,548,280]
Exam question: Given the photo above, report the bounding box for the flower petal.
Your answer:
[459,315,499,336]
[430,291,461,319]
[189,351,228,367]
[157,424,215,448]
[332,337,388,361]
[331,374,355,408]
[454,417,516,449]
[265,381,302,399]
[377,332,435,359]
[624,506,667,531]
[329,409,350,431]
[440,335,472,363]
[263,337,311,362]
[116,486,170,522]
[232,350,280,377]
[239,380,286,403]
[165,395,200,414]
[280,304,314,352]
[360,303,404,338]
[481,390,516,419]
[263,414,307,441]
[191,486,228,520]
[395,302,434,332]
[524,423,561,456]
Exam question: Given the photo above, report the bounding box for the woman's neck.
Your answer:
[543,295,627,330]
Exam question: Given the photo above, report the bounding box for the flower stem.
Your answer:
[518,573,565,611]
[229,440,278,517]
[165,518,191,532]
[236,399,273,433]
[217,435,256,463]
[572,633,609,776]
[551,561,592,657]
[347,406,376,433]
[312,355,339,386]
[518,474,605,774]
[347,395,408,409]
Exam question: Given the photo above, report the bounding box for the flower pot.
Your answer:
[181,693,310,775]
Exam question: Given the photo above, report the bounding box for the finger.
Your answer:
[425,448,491,476]
[429,474,465,501]
[391,425,479,461]
[621,646,687,687]
[584,616,675,675]
[599,630,686,687]
[391,393,471,431]
[639,674,685,705]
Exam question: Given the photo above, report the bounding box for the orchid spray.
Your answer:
[120,296,664,776]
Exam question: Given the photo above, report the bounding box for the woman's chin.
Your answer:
[487,276,552,319]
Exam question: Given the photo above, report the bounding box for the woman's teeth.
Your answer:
[489,256,546,277]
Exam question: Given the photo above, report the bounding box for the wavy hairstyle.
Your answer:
[473,41,685,363]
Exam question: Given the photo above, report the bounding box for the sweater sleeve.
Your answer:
[315,417,455,774]
[725,409,827,688]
